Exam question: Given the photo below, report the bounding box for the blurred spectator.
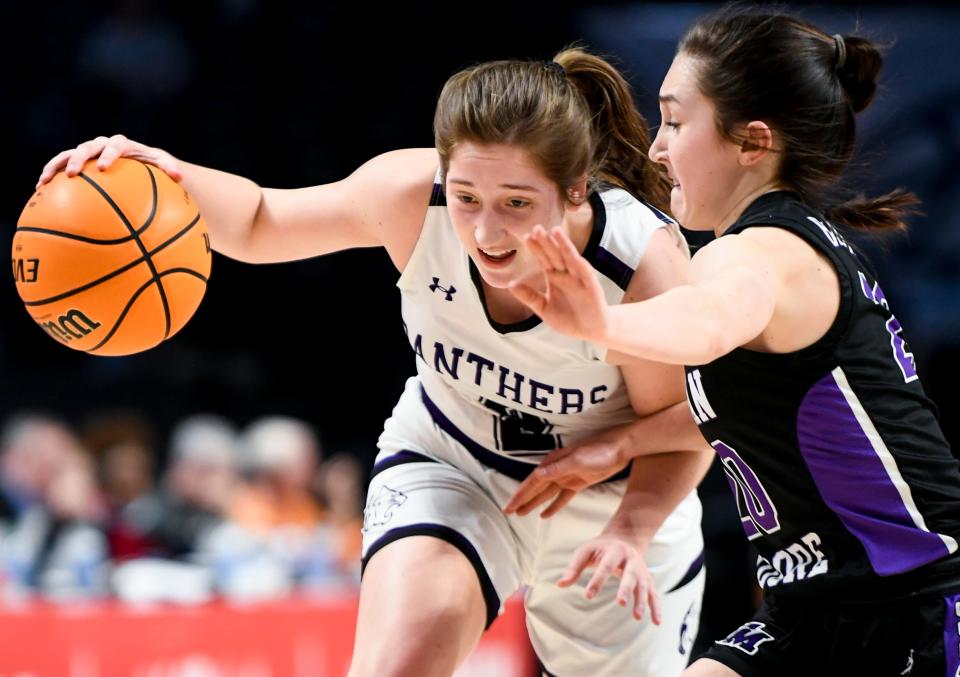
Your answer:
[1,419,108,602]
[314,453,363,581]
[83,411,158,560]
[231,416,324,532]
[205,416,345,600]
[0,413,86,525]
[126,414,238,558]
[109,415,239,605]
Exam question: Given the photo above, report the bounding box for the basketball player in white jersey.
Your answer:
[39,47,713,677]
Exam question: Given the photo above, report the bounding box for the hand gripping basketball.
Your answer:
[36,134,184,190]
[15,153,211,355]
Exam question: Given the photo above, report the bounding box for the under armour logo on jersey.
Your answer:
[716,621,775,656]
[363,485,408,529]
[429,277,457,301]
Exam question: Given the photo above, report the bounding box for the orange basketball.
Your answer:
[13,158,211,356]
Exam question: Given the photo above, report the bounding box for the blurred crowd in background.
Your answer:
[0,410,363,603]
[1,0,957,663]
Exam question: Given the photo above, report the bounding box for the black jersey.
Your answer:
[686,191,960,600]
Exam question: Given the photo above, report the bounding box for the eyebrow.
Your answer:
[447,178,541,192]
[658,94,680,104]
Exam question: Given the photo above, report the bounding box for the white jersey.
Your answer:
[397,179,678,467]
[368,179,703,676]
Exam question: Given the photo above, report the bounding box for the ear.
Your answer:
[738,121,775,166]
[566,174,588,205]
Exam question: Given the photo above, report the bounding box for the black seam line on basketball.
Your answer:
[21,212,202,307]
[20,166,160,245]
[79,169,171,339]
[89,268,208,353]
[148,213,201,258]
[16,225,149,245]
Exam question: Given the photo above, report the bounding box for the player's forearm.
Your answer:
[599,286,733,365]
[614,402,709,465]
[604,449,713,550]
[178,161,265,261]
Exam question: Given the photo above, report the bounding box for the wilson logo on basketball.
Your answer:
[37,309,102,343]
[11,257,39,283]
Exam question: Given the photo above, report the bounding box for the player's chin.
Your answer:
[669,191,685,224]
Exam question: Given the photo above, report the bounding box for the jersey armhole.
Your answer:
[737,219,856,356]
[397,175,445,290]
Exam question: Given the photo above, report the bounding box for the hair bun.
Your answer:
[836,36,883,113]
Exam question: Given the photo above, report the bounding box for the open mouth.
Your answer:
[478,248,517,265]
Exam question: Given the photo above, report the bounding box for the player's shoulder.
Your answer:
[358,148,438,200]
[592,186,680,271]
[349,149,439,270]
[597,185,676,231]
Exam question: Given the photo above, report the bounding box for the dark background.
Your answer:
[2,0,958,651]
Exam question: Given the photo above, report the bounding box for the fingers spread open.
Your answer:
[508,280,547,315]
[551,227,596,286]
[585,554,619,600]
[37,150,74,188]
[558,544,597,588]
[648,585,662,626]
[529,225,566,272]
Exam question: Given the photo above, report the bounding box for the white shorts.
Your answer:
[362,377,705,676]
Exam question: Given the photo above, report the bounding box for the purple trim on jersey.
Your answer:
[639,198,677,226]
[419,385,631,483]
[429,182,446,207]
[593,246,633,291]
[796,372,950,575]
[944,592,960,677]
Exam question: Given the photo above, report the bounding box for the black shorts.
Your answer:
[702,589,960,676]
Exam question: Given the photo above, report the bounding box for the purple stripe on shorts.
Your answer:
[361,522,500,628]
[944,592,960,677]
[797,371,950,575]
[370,450,438,479]
[668,550,705,593]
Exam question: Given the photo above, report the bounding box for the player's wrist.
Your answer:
[602,513,655,552]
[600,529,652,554]
[590,305,619,349]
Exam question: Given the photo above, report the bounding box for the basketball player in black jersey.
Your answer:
[505,6,960,676]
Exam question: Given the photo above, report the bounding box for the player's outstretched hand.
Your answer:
[558,532,661,623]
[503,433,628,517]
[37,134,183,189]
[509,225,612,343]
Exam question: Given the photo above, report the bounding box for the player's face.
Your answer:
[446,142,566,288]
[649,52,745,233]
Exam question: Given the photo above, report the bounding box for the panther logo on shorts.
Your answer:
[364,485,408,529]
[716,621,775,656]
